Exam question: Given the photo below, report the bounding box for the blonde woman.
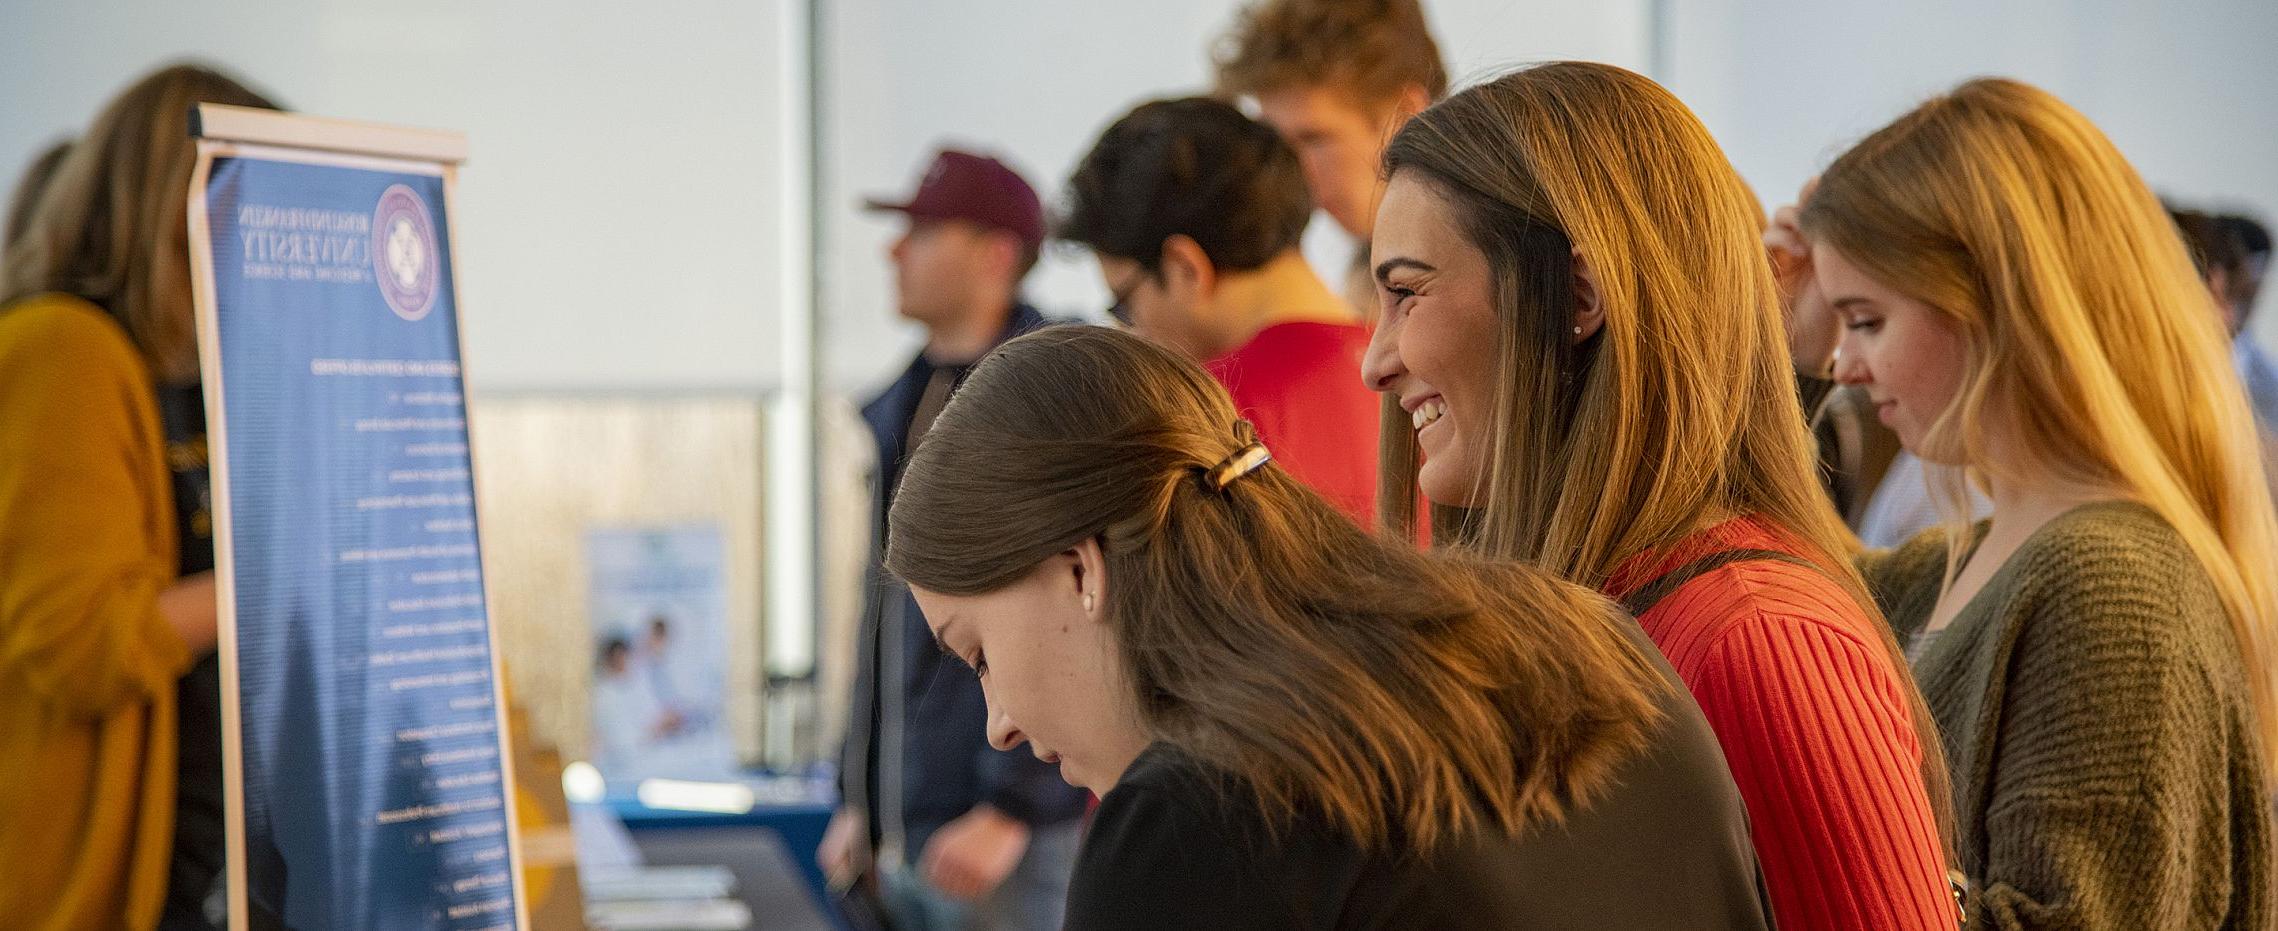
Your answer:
[0,64,278,930]
[888,325,1772,928]
[1786,78,2277,926]
[1361,62,1958,929]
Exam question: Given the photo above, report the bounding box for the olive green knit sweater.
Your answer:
[1862,501,2271,929]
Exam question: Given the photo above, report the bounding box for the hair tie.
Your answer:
[1205,442,1272,491]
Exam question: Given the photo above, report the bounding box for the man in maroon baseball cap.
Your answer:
[823,148,1084,930]
[854,148,1051,368]
[863,149,1044,255]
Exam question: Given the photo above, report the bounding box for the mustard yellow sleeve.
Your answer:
[0,301,193,719]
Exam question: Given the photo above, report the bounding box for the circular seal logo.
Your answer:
[372,184,440,321]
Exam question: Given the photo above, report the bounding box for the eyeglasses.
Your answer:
[1104,272,1146,327]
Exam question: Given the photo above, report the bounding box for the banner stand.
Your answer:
[189,103,528,931]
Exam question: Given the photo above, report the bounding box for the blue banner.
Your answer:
[203,153,520,930]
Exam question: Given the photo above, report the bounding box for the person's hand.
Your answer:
[818,809,862,890]
[918,805,1030,903]
[159,572,219,655]
[1766,179,1839,377]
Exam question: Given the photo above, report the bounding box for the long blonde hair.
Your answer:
[887,325,1670,851]
[1376,61,1955,846]
[1802,77,2278,769]
[0,63,278,383]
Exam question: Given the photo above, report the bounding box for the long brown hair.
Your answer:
[1375,61,1955,845]
[1803,77,2278,770]
[0,63,278,383]
[886,324,1669,851]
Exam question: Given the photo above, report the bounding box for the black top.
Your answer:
[158,382,225,929]
[1065,650,1772,929]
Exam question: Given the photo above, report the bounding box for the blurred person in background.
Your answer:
[5,139,72,248]
[2215,213,2278,430]
[1215,0,1446,318]
[818,148,1089,931]
[0,63,279,931]
[1060,97,1379,524]
[2169,205,2278,496]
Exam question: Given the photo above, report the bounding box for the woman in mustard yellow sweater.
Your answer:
[0,64,277,931]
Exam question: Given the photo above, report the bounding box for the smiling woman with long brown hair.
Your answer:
[886,324,1771,929]
[1361,61,1958,929]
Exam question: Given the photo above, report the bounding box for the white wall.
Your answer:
[11,0,2269,391]
[819,0,1651,397]
[0,0,785,392]
[1665,0,2278,348]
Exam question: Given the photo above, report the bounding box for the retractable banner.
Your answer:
[187,104,526,931]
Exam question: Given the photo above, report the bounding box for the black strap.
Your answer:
[1617,548,1818,618]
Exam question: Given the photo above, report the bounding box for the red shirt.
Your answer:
[1604,516,1952,931]
[1203,322,1378,525]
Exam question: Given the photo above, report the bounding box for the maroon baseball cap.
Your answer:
[863,149,1044,251]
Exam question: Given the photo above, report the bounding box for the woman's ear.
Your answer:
[1069,537,1109,618]
[1571,247,1605,343]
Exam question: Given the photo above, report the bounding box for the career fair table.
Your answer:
[597,776,841,931]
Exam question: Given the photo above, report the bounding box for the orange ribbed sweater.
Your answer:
[1604,516,1952,931]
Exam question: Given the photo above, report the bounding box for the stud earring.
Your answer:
[1083,594,1096,613]
[1573,326,1583,336]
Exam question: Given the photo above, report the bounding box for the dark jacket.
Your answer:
[841,305,1086,863]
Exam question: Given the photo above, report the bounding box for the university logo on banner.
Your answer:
[374,184,439,322]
